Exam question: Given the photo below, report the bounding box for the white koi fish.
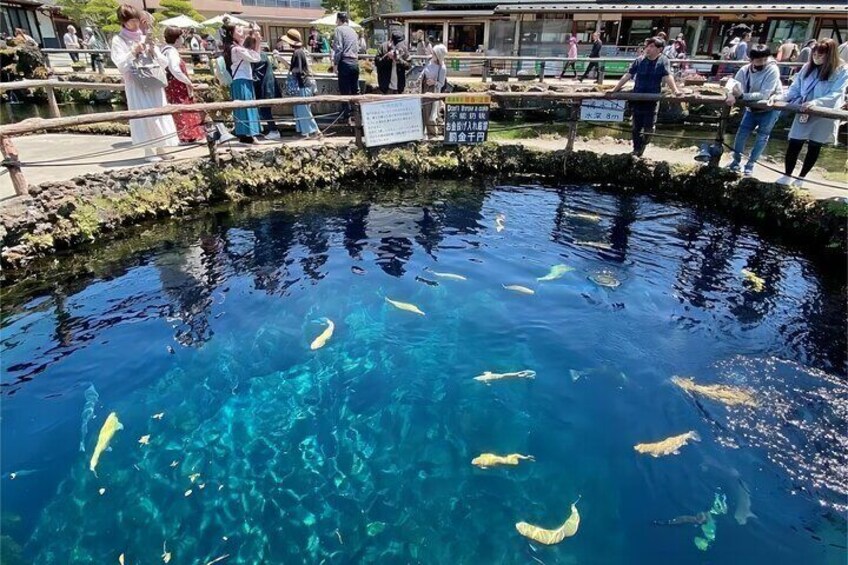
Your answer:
[474,370,536,384]
[385,298,425,316]
[310,318,335,350]
[428,271,467,281]
[537,264,574,282]
[503,284,535,295]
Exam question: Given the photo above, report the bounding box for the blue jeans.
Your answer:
[731,109,780,172]
[294,86,318,136]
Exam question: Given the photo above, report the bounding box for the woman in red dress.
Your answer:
[162,27,206,143]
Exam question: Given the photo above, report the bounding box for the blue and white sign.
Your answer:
[580,99,626,122]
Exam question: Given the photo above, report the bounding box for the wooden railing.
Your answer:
[2,91,845,197]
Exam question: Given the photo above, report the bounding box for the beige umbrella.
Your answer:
[158,15,202,29]
[310,14,361,29]
[201,14,250,27]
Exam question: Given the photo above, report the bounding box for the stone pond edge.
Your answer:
[1,142,845,279]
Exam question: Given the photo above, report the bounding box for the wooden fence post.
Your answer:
[538,61,546,83]
[481,59,489,82]
[563,103,580,176]
[710,106,730,168]
[596,62,605,85]
[0,135,29,196]
[45,85,61,119]
[353,102,363,148]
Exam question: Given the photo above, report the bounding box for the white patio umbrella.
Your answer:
[201,14,250,27]
[310,14,361,29]
[158,15,201,29]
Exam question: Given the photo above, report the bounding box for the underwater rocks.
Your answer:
[1,142,845,279]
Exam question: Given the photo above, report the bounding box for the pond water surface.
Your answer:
[1,181,846,564]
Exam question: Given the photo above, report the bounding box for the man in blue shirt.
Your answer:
[609,37,681,156]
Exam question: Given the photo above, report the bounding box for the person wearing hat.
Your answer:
[375,30,411,94]
[83,27,105,73]
[559,34,578,79]
[284,29,320,139]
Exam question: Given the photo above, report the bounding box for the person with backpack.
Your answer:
[723,44,783,176]
[162,26,205,143]
[110,4,178,162]
[221,18,262,143]
[246,28,281,140]
[419,43,448,138]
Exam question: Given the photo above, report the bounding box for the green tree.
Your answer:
[80,0,120,34]
[155,0,204,23]
[57,0,89,27]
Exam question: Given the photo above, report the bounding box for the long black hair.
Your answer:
[221,18,236,71]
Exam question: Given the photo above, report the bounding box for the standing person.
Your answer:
[559,35,578,79]
[64,25,81,63]
[358,29,368,54]
[204,32,218,56]
[420,43,447,138]
[797,39,816,65]
[375,31,411,94]
[333,12,360,123]
[283,29,320,139]
[110,4,178,162]
[724,44,783,176]
[735,32,752,61]
[188,31,201,65]
[414,29,431,57]
[83,27,105,74]
[774,38,848,188]
[161,26,205,144]
[776,38,799,79]
[579,31,603,82]
[308,27,319,52]
[221,19,262,143]
[609,37,681,157]
[837,39,848,64]
[247,29,281,140]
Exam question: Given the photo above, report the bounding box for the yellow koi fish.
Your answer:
[503,284,535,295]
[671,376,758,407]
[429,271,467,281]
[474,370,536,384]
[385,298,425,316]
[741,269,765,292]
[310,318,335,350]
[516,499,581,545]
[471,453,534,468]
[634,431,700,457]
[90,412,123,475]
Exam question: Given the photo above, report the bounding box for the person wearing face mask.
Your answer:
[774,38,847,188]
[110,4,178,162]
[724,44,783,177]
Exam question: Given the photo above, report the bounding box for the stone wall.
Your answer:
[2,142,845,281]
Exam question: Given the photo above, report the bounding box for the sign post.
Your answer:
[443,94,491,145]
[360,98,424,148]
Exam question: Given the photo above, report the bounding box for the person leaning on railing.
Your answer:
[609,37,681,157]
[773,38,848,189]
[723,44,783,177]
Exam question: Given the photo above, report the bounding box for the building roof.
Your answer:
[380,9,495,18]
[494,2,847,12]
[124,0,324,23]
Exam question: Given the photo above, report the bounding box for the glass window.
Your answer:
[817,18,847,43]
[622,19,658,47]
[519,14,570,57]
[448,23,483,52]
[767,19,809,47]
[410,24,444,46]
[573,20,597,44]
[487,19,515,56]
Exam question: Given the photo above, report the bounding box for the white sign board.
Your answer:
[579,99,626,122]
[360,98,423,148]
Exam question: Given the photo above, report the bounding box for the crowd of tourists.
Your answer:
[14,4,843,185]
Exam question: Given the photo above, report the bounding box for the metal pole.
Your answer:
[710,106,730,168]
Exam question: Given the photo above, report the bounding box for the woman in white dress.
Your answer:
[110,4,178,162]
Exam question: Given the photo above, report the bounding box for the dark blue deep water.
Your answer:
[1,182,846,564]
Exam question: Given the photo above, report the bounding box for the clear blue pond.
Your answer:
[1,181,846,564]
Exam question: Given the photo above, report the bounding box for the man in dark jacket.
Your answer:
[375,31,411,94]
[579,31,603,82]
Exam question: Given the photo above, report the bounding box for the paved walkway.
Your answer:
[1,133,845,204]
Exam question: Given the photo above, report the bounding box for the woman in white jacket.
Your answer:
[774,38,848,188]
[110,4,178,162]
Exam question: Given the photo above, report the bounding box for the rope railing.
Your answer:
[1,91,845,196]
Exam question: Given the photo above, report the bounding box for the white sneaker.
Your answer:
[791,177,805,189]
[265,130,281,140]
[146,156,162,163]
[775,175,792,186]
